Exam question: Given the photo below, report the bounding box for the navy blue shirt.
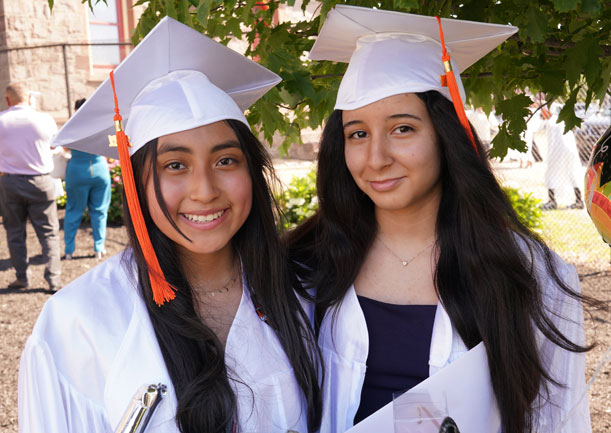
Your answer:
[354,296,437,423]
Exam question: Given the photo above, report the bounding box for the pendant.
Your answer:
[402,261,408,266]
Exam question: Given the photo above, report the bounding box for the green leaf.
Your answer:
[241,0,258,22]
[564,40,589,86]
[539,68,566,96]
[557,88,582,133]
[166,0,178,20]
[581,0,602,16]
[196,0,211,27]
[594,60,611,101]
[496,94,532,136]
[583,40,603,88]
[553,0,578,12]
[525,6,547,43]
[393,0,419,10]
[490,126,513,159]
[226,18,242,39]
[48,0,54,10]
[179,0,194,26]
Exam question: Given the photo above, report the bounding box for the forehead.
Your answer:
[342,93,429,122]
[156,120,240,149]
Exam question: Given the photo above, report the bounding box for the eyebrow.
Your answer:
[343,113,423,129]
[157,140,241,155]
[210,140,241,153]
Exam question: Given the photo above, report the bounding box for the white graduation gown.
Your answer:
[18,251,308,433]
[318,246,591,433]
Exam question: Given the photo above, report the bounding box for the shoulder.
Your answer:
[39,250,138,321]
[29,251,142,378]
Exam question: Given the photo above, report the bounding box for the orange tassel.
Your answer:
[109,71,176,306]
[435,16,479,156]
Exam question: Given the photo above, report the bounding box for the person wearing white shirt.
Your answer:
[286,6,593,433]
[539,106,585,210]
[0,82,61,291]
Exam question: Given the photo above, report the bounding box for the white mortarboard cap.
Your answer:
[53,16,281,158]
[309,5,518,110]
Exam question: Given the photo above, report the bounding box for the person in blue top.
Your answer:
[63,98,111,259]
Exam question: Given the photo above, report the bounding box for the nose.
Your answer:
[367,133,393,170]
[189,167,219,203]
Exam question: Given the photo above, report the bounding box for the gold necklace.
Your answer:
[377,236,435,267]
[199,266,240,297]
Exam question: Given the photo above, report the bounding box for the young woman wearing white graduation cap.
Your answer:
[286,5,595,433]
[18,17,322,433]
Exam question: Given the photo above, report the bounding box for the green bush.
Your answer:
[56,181,66,208]
[503,186,543,232]
[276,170,318,229]
[107,159,124,225]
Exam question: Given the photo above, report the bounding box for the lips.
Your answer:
[182,209,226,223]
[369,177,404,192]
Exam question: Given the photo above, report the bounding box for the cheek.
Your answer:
[227,171,253,215]
[344,146,364,180]
[145,176,176,230]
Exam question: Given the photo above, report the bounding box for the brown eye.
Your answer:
[348,130,367,139]
[165,162,185,170]
[394,125,414,134]
[217,157,237,167]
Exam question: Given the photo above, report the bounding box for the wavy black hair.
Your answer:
[285,91,600,433]
[123,119,322,433]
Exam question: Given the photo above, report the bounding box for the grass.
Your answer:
[540,208,610,266]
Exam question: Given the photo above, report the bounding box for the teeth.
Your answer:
[184,210,224,223]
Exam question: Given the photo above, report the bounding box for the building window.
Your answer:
[87,0,127,69]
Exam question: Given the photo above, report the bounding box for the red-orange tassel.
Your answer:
[109,71,177,306]
[435,16,479,156]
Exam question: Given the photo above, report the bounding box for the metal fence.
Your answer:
[493,101,611,267]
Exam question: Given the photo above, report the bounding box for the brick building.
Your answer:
[0,0,143,124]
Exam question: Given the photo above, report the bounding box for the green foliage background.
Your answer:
[276,170,318,229]
[504,186,543,232]
[276,170,543,231]
[68,0,609,158]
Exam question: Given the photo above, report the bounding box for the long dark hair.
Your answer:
[285,91,597,433]
[123,119,322,433]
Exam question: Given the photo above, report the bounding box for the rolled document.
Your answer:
[114,383,167,433]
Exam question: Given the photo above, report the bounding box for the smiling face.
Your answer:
[145,121,252,261]
[343,93,442,217]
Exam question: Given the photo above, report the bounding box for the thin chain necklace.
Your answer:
[377,236,435,267]
[199,264,240,297]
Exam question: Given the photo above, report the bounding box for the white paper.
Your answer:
[346,342,500,433]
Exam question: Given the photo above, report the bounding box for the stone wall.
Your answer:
[0,0,143,124]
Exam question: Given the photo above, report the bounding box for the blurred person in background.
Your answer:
[63,98,111,260]
[540,105,584,210]
[0,82,61,292]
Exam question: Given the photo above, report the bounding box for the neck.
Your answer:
[178,244,239,294]
[375,188,440,245]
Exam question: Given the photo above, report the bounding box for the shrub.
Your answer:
[56,181,66,208]
[504,186,543,232]
[276,170,318,229]
[106,158,124,225]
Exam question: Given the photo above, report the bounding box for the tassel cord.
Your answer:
[109,71,177,306]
